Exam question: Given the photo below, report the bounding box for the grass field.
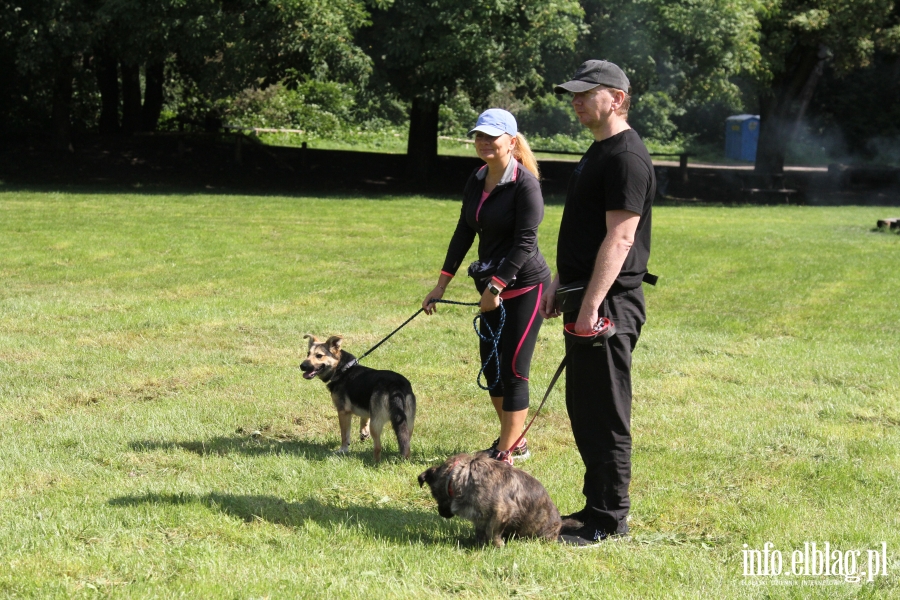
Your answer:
[1,187,898,598]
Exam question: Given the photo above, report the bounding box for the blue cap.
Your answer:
[468,108,517,137]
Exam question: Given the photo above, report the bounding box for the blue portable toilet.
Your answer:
[725,114,760,161]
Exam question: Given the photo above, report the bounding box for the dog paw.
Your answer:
[334,446,350,455]
[359,431,370,442]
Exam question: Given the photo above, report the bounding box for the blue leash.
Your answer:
[472,302,505,391]
[354,298,505,391]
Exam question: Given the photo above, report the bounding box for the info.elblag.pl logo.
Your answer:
[742,542,889,584]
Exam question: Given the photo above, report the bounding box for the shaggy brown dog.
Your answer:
[418,452,575,547]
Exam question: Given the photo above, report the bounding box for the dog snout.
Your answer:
[299,360,313,372]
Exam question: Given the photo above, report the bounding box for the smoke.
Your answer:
[865,137,900,168]
[784,118,850,167]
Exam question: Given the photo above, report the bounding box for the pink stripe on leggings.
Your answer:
[511,283,542,380]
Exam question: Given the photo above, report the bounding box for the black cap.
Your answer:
[554,60,630,94]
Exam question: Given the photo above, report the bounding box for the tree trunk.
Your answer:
[142,62,165,132]
[50,57,74,151]
[754,93,786,182]
[96,52,120,135]
[121,63,142,134]
[406,96,440,180]
[754,45,828,185]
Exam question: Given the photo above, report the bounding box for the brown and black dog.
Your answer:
[300,334,416,461]
[418,452,578,547]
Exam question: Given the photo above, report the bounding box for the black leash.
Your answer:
[354,298,505,389]
[354,298,477,362]
[496,318,617,462]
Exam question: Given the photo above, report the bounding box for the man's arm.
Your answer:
[574,209,640,334]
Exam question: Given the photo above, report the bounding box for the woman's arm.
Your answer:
[424,173,478,314]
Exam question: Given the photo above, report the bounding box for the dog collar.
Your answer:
[446,459,459,498]
[339,358,358,373]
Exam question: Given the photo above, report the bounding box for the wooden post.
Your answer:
[301,141,308,171]
[679,153,689,183]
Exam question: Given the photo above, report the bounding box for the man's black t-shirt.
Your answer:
[557,128,654,289]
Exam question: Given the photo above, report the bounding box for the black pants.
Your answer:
[479,283,546,412]
[563,286,645,535]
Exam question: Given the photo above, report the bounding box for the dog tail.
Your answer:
[389,390,415,459]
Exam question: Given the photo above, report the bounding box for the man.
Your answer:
[539,60,656,546]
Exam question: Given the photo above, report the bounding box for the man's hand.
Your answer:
[539,275,560,319]
[574,303,600,334]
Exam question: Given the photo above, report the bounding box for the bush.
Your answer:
[438,91,479,138]
[224,81,354,137]
[630,91,683,143]
[516,93,582,138]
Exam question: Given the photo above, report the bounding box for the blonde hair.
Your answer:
[512,132,540,180]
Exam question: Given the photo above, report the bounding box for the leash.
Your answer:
[353,298,505,390]
[472,302,505,391]
[496,318,616,462]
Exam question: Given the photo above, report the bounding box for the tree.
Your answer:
[358,0,582,178]
[753,0,900,181]
[1,0,371,141]
[577,0,762,145]
[93,0,372,133]
[3,0,97,147]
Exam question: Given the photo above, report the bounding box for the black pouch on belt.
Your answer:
[467,259,514,290]
[555,280,587,314]
[556,272,658,314]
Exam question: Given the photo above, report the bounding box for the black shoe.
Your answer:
[485,448,514,465]
[560,506,591,525]
[558,523,625,547]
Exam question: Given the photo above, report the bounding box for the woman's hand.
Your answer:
[480,287,501,313]
[422,286,445,315]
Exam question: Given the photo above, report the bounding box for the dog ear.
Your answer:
[418,467,435,487]
[325,335,343,356]
[303,334,318,350]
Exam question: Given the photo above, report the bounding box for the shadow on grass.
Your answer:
[128,436,469,467]
[0,180,460,202]
[130,436,336,460]
[107,491,467,546]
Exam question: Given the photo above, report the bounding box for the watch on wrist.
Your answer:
[488,282,502,296]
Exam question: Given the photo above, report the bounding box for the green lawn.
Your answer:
[1,188,898,598]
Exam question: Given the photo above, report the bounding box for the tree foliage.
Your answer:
[1,0,371,139]
[357,0,583,174]
[748,0,900,176]
[3,0,899,169]
[575,0,762,143]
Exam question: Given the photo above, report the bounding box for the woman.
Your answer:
[422,108,551,464]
